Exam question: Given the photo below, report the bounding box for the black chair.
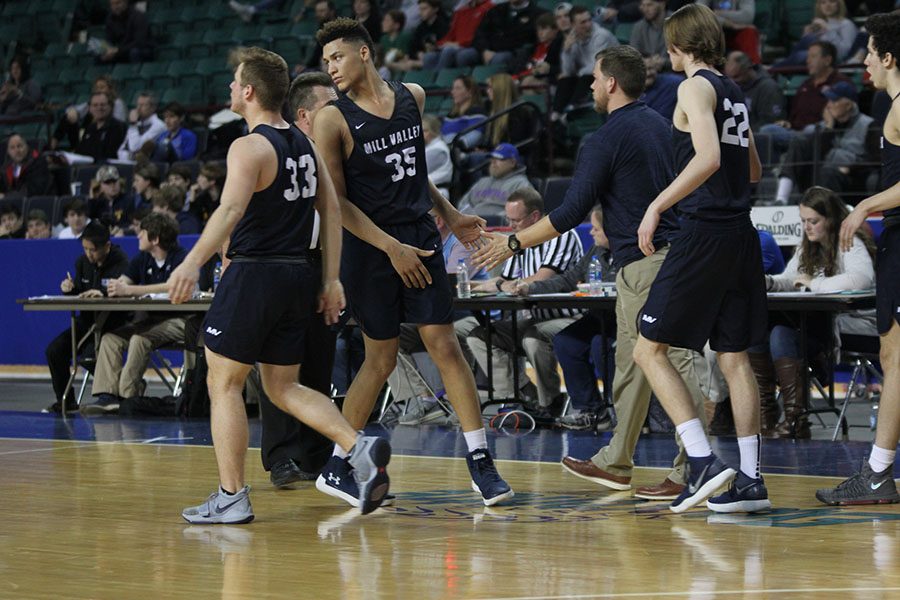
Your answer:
[832,334,882,441]
[542,177,572,214]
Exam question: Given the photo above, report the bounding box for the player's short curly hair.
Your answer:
[866,13,900,64]
[315,17,375,56]
[664,3,726,67]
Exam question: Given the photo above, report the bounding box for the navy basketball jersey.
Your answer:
[228,124,318,258]
[673,69,751,219]
[333,81,432,226]
[882,133,900,220]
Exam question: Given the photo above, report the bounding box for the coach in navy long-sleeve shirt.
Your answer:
[548,100,679,268]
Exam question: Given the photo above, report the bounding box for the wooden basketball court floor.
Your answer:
[2,412,899,600]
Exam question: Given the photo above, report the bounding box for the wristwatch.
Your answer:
[507,234,522,254]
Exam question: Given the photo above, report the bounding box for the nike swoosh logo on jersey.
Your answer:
[355,123,365,130]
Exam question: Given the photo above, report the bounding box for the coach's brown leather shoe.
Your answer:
[633,477,685,501]
[561,456,631,490]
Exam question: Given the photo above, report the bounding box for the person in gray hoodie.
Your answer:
[724,50,785,131]
[552,6,618,115]
[457,143,535,222]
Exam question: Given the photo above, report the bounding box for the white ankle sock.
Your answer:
[463,428,488,452]
[675,418,712,458]
[737,434,761,479]
[775,177,793,204]
[869,445,896,474]
[332,445,348,459]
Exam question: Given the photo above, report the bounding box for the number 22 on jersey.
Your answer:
[284,154,317,201]
[721,98,750,147]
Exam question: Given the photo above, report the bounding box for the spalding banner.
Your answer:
[751,206,802,246]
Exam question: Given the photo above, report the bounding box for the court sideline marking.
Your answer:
[469,587,900,599]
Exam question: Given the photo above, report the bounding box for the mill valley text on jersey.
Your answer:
[360,125,422,156]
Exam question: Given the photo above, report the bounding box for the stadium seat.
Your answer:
[403,69,437,88]
[434,67,471,88]
[472,65,502,84]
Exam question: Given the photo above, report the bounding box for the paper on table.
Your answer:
[28,295,76,300]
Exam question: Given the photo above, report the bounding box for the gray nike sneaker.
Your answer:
[816,461,899,506]
[182,485,255,524]
[347,435,391,515]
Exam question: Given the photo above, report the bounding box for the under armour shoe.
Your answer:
[348,435,392,515]
[706,471,772,513]
[466,448,514,506]
[670,454,736,514]
[182,485,254,524]
[316,455,396,509]
[815,461,899,506]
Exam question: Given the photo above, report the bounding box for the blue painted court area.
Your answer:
[0,410,875,478]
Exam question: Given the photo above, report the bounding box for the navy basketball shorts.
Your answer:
[341,216,454,340]
[876,224,900,334]
[203,261,317,365]
[639,215,768,353]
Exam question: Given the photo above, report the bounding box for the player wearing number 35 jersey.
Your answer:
[631,4,770,515]
[312,18,514,508]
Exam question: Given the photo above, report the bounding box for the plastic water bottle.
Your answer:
[213,262,222,292]
[589,256,602,296]
[457,258,471,298]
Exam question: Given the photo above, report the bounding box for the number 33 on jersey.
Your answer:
[284,154,317,201]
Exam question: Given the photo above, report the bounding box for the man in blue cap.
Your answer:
[457,143,535,222]
[773,80,875,204]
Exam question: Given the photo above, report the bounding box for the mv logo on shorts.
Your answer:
[641,314,658,324]
[205,326,223,337]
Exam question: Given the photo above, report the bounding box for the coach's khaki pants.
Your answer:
[92,317,187,398]
[590,247,707,485]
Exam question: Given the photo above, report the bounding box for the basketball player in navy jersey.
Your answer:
[817,13,900,506]
[168,47,390,523]
[312,18,513,506]
[631,4,770,514]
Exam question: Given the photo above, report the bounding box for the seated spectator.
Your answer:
[422,0,493,70]
[152,183,201,234]
[150,103,198,163]
[117,92,166,162]
[187,162,226,225]
[774,81,874,205]
[390,0,450,71]
[57,198,91,239]
[52,76,128,151]
[553,6,618,116]
[596,0,642,24]
[531,205,617,430]
[482,73,531,150]
[457,143,534,220]
[774,0,858,68]
[759,42,850,149]
[381,10,413,69]
[471,0,546,68]
[554,2,572,37]
[71,92,128,163]
[99,0,154,63]
[630,0,668,72]
[229,0,288,23]
[697,0,760,64]
[0,56,42,116]
[166,164,193,189]
[752,187,876,438]
[82,213,188,414]
[516,13,563,89]
[43,222,130,413]
[423,114,452,197]
[25,209,52,239]
[126,205,151,237]
[0,135,53,198]
[724,50,785,130]
[467,187,584,416]
[641,63,682,121]
[441,75,486,149]
[88,165,131,233]
[353,0,382,42]
[0,202,25,238]
[758,229,786,275]
[297,0,339,73]
[129,162,161,212]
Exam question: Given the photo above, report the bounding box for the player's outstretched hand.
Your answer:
[318,280,346,325]
[637,208,660,257]
[387,241,434,288]
[839,206,866,253]
[471,230,512,271]
[448,212,487,249]
[168,263,200,304]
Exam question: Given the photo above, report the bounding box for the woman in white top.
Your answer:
[774,0,859,67]
[751,186,876,438]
